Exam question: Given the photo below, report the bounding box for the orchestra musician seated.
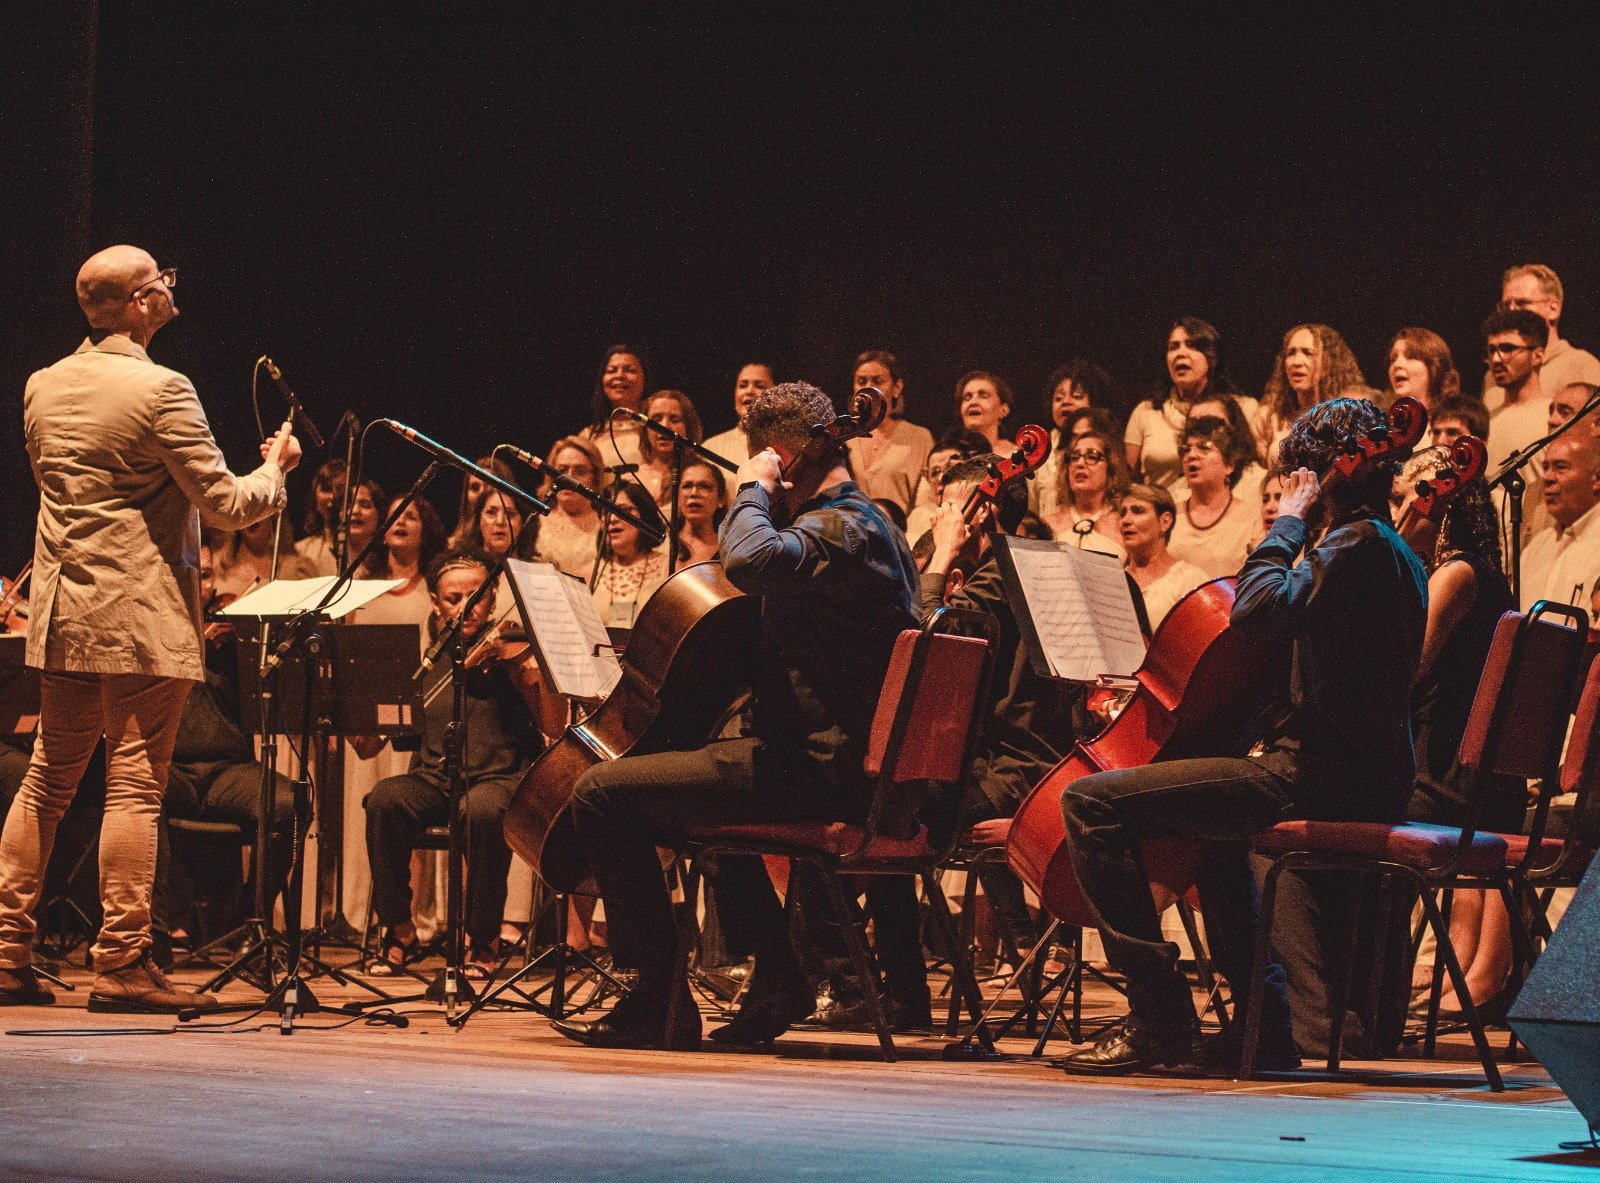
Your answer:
[358,550,544,978]
[1265,447,1518,1056]
[153,542,296,948]
[550,380,921,1051]
[923,456,1082,961]
[1053,398,1428,1076]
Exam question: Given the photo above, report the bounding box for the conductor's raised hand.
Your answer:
[1277,467,1320,522]
[261,417,303,475]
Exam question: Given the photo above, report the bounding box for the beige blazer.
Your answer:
[24,335,286,681]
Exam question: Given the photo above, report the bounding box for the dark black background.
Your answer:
[4,2,1600,571]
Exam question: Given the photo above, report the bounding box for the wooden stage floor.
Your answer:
[2,953,1594,1183]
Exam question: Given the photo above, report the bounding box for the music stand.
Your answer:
[237,621,423,959]
[190,586,410,1019]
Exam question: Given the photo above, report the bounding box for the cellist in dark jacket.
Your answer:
[1053,398,1428,1077]
[551,381,920,1052]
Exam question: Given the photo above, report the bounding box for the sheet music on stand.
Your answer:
[505,558,623,703]
[217,576,402,620]
[992,536,1147,683]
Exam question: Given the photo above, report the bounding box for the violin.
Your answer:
[0,560,30,634]
[1007,396,1428,926]
[1395,434,1489,537]
[942,425,1051,602]
[202,590,239,644]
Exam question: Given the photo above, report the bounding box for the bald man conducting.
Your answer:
[0,245,300,1014]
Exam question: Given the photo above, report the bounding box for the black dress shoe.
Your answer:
[1052,1014,1200,1076]
[551,990,702,1051]
[708,986,816,1047]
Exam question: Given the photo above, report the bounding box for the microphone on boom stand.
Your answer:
[493,443,666,546]
[260,357,326,449]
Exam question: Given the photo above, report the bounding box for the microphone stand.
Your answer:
[612,411,736,576]
[348,506,547,1020]
[190,462,447,1030]
[613,408,739,475]
[1487,387,1600,605]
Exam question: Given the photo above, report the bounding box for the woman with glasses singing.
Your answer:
[1126,318,1258,492]
[1041,429,1131,559]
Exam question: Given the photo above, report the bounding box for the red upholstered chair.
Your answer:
[1240,602,1588,1092]
[681,607,997,1061]
[1507,654,1600,952]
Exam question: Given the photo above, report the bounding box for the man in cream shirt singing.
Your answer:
[1521,432,1600,614]
[0,245,300,1014]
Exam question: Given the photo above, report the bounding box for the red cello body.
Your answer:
[1006,577,1290,925]
[1009,395,1430,926]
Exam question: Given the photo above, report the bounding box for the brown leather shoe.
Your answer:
[87,950,220,1015]
[0,965,55,1006]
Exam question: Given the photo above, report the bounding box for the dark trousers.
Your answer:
[790,870,930,1013]
[569,737,860,1003]
[1259,861,1413,1058]
[365,771,518,951]
[1060,755,1294,1028]
[156,760,295,936]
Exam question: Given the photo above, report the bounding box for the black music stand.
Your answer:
[191,620,420,1011]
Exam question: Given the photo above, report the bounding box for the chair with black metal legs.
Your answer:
[1505,654,1600,958]
[677,607,997,1061]
[1240,602,1588,1091]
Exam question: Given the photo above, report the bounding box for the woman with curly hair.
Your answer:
[1259,324,1366,463]
[1033,358,1118,518]
[1385,327,1461,415]
[1126,317,1258,492]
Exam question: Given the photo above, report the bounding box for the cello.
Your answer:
[502,387,890,894]
[941,425,1052,602]
[1007,396,1428,925]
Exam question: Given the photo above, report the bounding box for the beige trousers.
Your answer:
[0,670,190,971]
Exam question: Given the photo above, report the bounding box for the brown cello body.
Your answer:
[1006,577,1290,925]
[503,560,760,894]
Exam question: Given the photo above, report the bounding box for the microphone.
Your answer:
[261,357,326,449]
[495,444,666,546]
[610,407,738,473]
[378,420,548,514]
